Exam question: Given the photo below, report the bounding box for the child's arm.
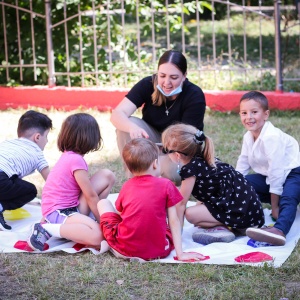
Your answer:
[40,166,50,181]
[236,140,251,175]
[168,206,206,261]
[74,169,101,222]
[270,193,280,220]
[177,176,196,228]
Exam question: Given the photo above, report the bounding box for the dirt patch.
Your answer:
[283,281,300,299]
[0,262,28,300]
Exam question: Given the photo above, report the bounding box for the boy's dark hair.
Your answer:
[122,138,159,174]
[17,110,53,138]
[57,113,102,155]
[240,91,269,111]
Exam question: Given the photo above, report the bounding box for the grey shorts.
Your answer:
[45,207,79,224]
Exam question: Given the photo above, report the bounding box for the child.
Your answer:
[0,110,52,231]
[97,138,204,261]
[236,91,300,246]
[161,123,265,245]
[28,113,115,251]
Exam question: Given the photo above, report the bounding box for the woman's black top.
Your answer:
[126,75,206,132]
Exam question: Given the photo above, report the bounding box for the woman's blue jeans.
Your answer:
[246,166,300,236]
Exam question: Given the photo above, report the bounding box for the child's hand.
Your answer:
[174,252,210,262]
[270,213,277,222]
[271,207,279,220]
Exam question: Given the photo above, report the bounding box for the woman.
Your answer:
[110,50,206,184]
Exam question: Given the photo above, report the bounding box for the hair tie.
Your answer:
[193,130,205,145]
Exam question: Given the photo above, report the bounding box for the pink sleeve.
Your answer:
[69,155,88,174]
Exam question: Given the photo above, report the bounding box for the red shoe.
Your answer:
[246,226,286,246]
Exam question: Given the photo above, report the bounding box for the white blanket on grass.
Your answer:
[1,194,299,268]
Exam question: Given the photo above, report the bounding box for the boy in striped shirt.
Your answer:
[0,110,52,230]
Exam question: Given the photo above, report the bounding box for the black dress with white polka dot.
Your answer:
[180,157,265,229]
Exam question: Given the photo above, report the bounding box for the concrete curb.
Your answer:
[1,86,299,112]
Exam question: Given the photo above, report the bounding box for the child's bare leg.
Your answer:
[97,198,116,216]
[185,203,222,228]
[91,169,115,199]
[77,197,90,216]
[60,214,103,247]
[78,169,116,215]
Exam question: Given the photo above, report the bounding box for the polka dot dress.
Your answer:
[180,157,264,228]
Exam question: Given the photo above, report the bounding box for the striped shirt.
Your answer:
[0,138,48,178]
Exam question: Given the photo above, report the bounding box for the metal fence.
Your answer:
[0,0,299,91]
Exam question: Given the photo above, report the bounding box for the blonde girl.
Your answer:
[162,123,264,245]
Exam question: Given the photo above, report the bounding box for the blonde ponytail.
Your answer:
[202,136,216,167]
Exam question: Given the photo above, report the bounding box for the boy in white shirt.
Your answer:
[236,91,300,246]
[0,110,52,230]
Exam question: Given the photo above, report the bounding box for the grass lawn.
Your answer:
[0,108,300,299]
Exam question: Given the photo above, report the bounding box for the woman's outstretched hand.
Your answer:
[129,127,149,139]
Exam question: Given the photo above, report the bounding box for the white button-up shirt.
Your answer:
[236,121,300,195]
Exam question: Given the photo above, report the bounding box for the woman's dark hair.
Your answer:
[158,50,187,74]
[57,113,102,155]
[152,50,187,106]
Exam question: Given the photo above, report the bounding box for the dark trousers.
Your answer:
[0,172,37,211]
[246,166,300,236]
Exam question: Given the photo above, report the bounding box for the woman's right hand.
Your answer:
[129,126,149,139]
[111,97,149,139]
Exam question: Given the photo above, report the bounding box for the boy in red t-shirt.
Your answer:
[97,138,204,261]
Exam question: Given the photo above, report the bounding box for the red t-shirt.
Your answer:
[104,175,182,260]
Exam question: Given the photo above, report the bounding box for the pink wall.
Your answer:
[1,86,300,112]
